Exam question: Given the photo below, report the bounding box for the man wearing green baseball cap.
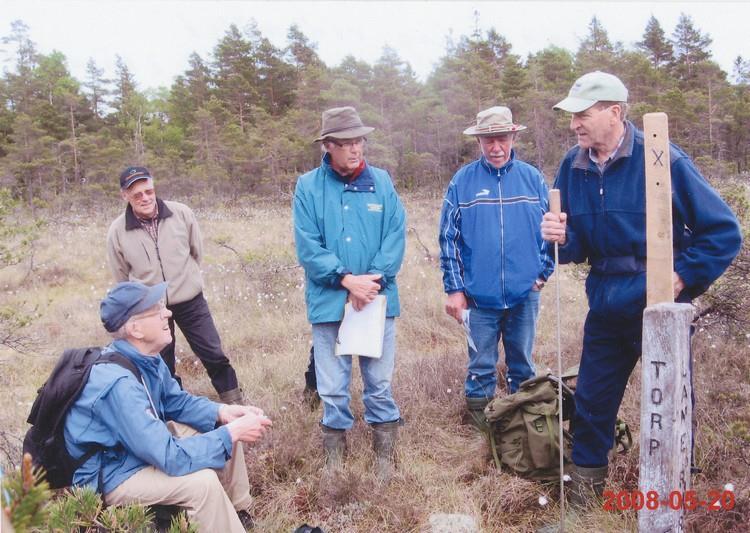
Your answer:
[541,71,741,507]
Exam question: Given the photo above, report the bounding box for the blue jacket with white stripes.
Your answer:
[439,151,555,310]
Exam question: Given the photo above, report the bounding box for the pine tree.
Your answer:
[168,52,213,130]
[576,16,620,73]
[1,20,39,114]
[671,12,713,82]
[83,58,109,118]
[637,15,674,69]
[249,28,296,115]
[212,24,257,132]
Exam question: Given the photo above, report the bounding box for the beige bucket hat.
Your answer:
[463,106,527,136]
[314,106,375,142]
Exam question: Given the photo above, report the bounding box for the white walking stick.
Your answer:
[549,189,565,531]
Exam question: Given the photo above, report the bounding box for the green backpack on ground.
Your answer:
[484,373,575,481]
[483,368,632,482]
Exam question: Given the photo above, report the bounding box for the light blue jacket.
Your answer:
[439,151,554,310]
[293,154,406,323]
[64,339,232,494]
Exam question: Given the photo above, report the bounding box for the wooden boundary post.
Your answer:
[640,112,692,532]
[644,112,674,307]
[639,303,693,532]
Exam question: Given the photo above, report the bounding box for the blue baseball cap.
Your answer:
[100,281,168,332]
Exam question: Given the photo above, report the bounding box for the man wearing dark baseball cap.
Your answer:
[107,166,244,404]
[541,71,741,507]
[64,281,272,532]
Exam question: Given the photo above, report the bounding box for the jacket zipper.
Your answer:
[143,224,169,305]
[154,238,168,304]
[498,168,506,308]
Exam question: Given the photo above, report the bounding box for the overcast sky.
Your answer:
[1,1,749,91]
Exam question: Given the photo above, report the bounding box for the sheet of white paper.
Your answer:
[335,295,387,358]
[462,308,477,352]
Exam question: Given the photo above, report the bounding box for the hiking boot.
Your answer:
[219,387,245,405]
[372,420,400,483]
[302,385,321,410]
[568,464,608,509]
[321,426,347,472]
[463,397,491,432]
[237,510,255,530]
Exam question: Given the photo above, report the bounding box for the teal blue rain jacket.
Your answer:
[293,154,406,323]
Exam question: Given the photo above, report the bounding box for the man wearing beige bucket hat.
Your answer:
[439,106,554,428]
[293,106,406,480]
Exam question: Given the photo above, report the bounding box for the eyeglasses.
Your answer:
[127,188,156,202]
[132,301,167,321]
[328,137,366,148]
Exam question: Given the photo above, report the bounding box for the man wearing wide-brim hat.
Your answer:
[541,71,741,507]
[293,106,406,481]
[439,105,554,429]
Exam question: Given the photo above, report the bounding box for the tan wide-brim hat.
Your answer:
[314,106,375,142]
[463,106,527,136]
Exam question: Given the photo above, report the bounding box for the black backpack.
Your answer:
[23,347,141,489]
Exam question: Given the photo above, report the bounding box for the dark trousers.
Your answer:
[572,311,696,468]
[304,346,317,390]
[572,312,643,468]
[161,292,239,394]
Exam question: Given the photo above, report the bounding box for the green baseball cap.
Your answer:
[553,71,628,113]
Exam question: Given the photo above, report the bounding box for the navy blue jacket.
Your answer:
[555,121,742,318]
[439,151,554,310]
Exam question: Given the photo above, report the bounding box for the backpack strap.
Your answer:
[95,351,142,382]
[488,428,502,470]
[79,350,142,498]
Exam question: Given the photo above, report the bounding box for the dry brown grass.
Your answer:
[1,193,748,532]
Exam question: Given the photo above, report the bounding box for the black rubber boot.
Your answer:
[568,464,608,508]
[464,397,491,432]
[372,420,399,483]
[219,387,244,405]
[321,426,346,472]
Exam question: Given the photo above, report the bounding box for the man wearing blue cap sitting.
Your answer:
[64,281,272,532]
[107,166,244,404]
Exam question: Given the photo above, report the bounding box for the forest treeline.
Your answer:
[1,13,750,206]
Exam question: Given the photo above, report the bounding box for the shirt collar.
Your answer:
[573,121,635,171]
[125,197,172,230]
[108,339,163,372]
[322,153,376,191]
[480,149,516,175]
[589,127,626,169]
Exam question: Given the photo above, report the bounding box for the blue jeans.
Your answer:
[312,318,399,430]
[465,290,540,398]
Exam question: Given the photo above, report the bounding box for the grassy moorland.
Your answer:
[0,191,748,532]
